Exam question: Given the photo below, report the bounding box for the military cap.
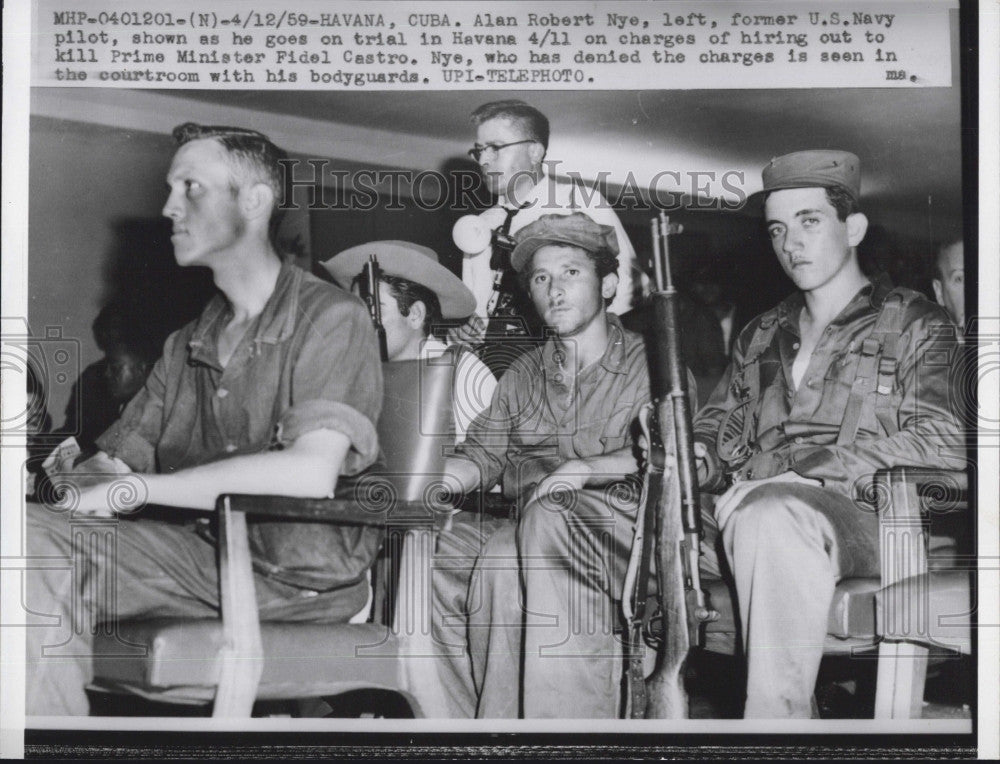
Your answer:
[510,212,619,273]
[761,149,861,202]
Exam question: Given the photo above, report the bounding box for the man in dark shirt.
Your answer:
[693,150,963,717]
[427,212,649,718]
[25,123,383,715]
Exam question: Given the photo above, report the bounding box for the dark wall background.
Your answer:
[30,116,941,429]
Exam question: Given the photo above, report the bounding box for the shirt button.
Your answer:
[792,342,800,350]
[225,443,238,453]
[217,388,229,399]
[794,436,805,444]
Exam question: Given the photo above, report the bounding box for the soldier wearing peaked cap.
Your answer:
[407,212,653,718]
[690,150,964,717]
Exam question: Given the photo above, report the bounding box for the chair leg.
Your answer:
[874,468,931,720]
[213,501,264,717]
[392,528,435,642]
[874,641,929,719]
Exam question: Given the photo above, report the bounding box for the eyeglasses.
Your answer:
[467,139,536,162]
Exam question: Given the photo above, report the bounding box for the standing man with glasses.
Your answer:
[450,100,641,368]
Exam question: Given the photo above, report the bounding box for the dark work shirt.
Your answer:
[457,314,650,502]
[96,262,384,591]
[694,276,964,497]
[97,262,382,476]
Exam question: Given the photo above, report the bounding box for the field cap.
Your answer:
[761,149,861,202]
[510,212,619,273]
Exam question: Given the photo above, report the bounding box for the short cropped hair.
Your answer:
[518,244,620,307]
[470,100,550,150]
[763,185,861,223]
[823,185,860,221]
[172,123,287,221]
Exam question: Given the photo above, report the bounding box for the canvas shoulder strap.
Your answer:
[715,308,779,464]
[836,287,917,444]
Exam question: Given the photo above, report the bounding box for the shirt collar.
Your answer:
[776,272,895,333]
[541,313,629,376]
[503,168,548,211]
[187,261,302,366]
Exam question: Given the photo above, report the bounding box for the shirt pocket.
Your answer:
[595,404,638,453]
[823,345,863,397]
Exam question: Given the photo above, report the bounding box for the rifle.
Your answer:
[625,213,718,719]
[362,254,389,362]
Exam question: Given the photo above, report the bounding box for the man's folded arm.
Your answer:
[574,446,641,483]
[444,455,485,496]
[139,427,351,510]
[74,427,352,514]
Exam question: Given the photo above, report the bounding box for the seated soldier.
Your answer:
[25,123,383,716]
[693,150,964,717]
[417,212,650,718]
[320,240,497,442]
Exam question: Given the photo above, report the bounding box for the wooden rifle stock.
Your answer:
[628,215,717,719]
[363,255,389,362]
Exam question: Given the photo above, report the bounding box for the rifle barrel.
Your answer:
[364,255,389,362]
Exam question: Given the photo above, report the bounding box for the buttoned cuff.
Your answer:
[276,399,379,476]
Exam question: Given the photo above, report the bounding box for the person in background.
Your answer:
[63,302,159,452]
[25,362,54,499]
[932,237,965,337]
[450,99,642,374]
[321,240,498,442]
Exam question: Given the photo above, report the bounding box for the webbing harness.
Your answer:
[836,290,910,444]
[716,288,915,469]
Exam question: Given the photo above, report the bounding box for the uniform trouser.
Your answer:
[409,492,650,719]
[401,512,521,718]
[723,482,878,718]
[23,502,369,717]
[410,482,877,719]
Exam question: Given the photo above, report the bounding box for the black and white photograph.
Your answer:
[2,0,995,758]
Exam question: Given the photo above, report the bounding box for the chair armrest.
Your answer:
[218,494,453,530]
[213,496,264,716]
[870,467,968,591]
[870,467,968,521]
[455,491,518,520]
